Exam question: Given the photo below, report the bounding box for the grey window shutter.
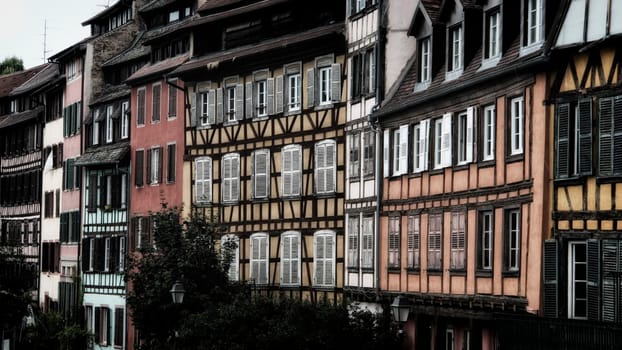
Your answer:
[190,91,197,127]
[283,76,290,112]
[208,89,216,125]
[601,240,620,322]
[556,103,570,178]
[587,239,601,321]
[613,96,622,175]
[383,129,390,177]
[245,82,253,119]
[306,68,315,108]
[276,75,283,114]
[331,63,341,102]
[599,97,613,175]
[543,239,558,318]
[232,155,240,201]
[216,88,224,124]
[577,98,592,175]
[266,78,275,115]
[235,84,244,121]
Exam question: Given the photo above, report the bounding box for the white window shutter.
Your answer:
[232,155,240,201]
[266,78,275,116]
[190,91,197,127]
[235,84,244,121]
[441,113,452,167]
[330,63,341,102]
[207,89,216,125]
[261,235,268,284]
[215,88,223,124]
[326,234,335,285]
[222,157,231,202]
[282,147,292,196]
[276,75,283,114]
[292,146,301,196]
[306,68,315,108]
[326,141,336,192]
[194,159,202,200]
[383,129,390,177]
[204,158,212,202]
[315,143,325,193]
[253,150,269,198]
[466,107,474,163]
[245,82,253,119]
[281,237,289,284]
[292,234,300,284]
[251,236,259,282]
[314,235,324,285]
[399,125,409,174]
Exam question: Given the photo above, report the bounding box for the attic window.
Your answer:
[169,10,180,23]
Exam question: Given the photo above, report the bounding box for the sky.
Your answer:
[0,0,112,69]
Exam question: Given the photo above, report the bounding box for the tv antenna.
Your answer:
[42,19,51,63]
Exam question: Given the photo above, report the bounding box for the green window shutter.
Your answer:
[598,97,613,176]
[556,103,570,178]
[60,213,68,243]
[587,239,600,321]
[577,98,593,175]
[63,107,68,137]
[543,239,559,318]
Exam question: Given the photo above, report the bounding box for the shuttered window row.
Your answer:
[81,236,126,273]
[60,211,80,243]
[63,102,81,137]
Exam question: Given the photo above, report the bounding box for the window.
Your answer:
[137,88,146,125]
[148,147,162,185]
[418,37,431,84]
[93,111,100,145]
[525,0,544,47]
[485,9,501,60]
[199,91,210,126]
[446,328,455,350]
[428,214,442,270]
[152,84,161,122]
[349,133,360,179]
[194,157,212,203]
[450,212,466,270]
[135,150,144,187]
[598,95,622,176]
[478,211,494,271]
[114,308,124,347]
[388,216,400,269]
[407,215,420,269]
[361,216,374,268]
[44,191,54,218]
[281,231,301,286]
[256,80,267,116]
[287,73,301,112]
[510,97,524,155]
[363,130,375,177]
[392,126,408,175]
[315,140,336,194]
[60,211,80,243]
[351,47,375,98]
[88,238,95,271]
[106,105,113,143]
[121,174,127,209]
[482,105,496,161]
[250,233,269,284]
[167,144,176,183]
[413,120,430,172]
[348,216,359,268]
[226,86,236,122]
[282,145,302,197]
[457,108,474,164]
[314,230,335,287]
[104,237,111,272]
[568,241,587,319]
[252,149,270,199]
[556,99,592,178]
[121,101,129,139]
[169,10,179,22]
[434,114,452,169]
[63,102,81,137]
[447,24,463,73]
[319,66,332,105]
[222,234,239,281]
[118,236,126,272]
[222,153,240,203]
[168,82,177,118]
[95,307,110,346]
[504,209,521,272]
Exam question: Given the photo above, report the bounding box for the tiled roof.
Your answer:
[420,0,442,23]
[90,84,131,107]
[142,15,196,43]
[139,0,177,13]
[75,141,130,167]
[10,63,60,96]
[0,65,47,98]
[82,0,131,26]
[48,37,89,62]
[0,106,43,129]
[125,54,189,84]
[103,32,150,67]
[181,0,288,31]
[198,0,246,13]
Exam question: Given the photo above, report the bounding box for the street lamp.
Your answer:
[170,281,185,304]
[391,295,412,324]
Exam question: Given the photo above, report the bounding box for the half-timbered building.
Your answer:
[542,0,622,346]
[170,0,347,302]
[372,0,561,348]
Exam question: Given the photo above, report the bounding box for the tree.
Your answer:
[0,56,24,75]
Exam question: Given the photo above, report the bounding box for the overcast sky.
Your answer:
[0,0,109,69]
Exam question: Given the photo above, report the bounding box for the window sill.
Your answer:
[453,162,470,171]
[596,175,622,184]
[553,176,588,185]
[167,115,177,120]
[426,269,442,276]
[360,267,374,273]
[197,124,212,130]
[445,69,463,82]
[150,120,161,125]
[478,160,495,168]
[388,267,401,274]
[222,201,239,205]
[223,121,239,127]
[406,268,421,274]
[429,167,445,175]
[479,57,500,71]
[502,270,520,278]
[475,270,492,278]
[193,202,213,207]
[252,197,270,203]
[449,269,466,276]
[505,153,524,164]
[315,192,336,198]
[348,177,361,183]
[519,42,543,57]
[315,103,334,111]
[414,81,430,92]
[363,173,375,181]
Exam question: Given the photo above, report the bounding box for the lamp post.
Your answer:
[170,281,185,304]
[391,295,412,325]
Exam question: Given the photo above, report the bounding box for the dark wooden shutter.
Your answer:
[146,149,152,185]
[601,240,619,322]
[54,243,60,272]
[167,144,176,183]
[130,217,137,252]
[598,97,613,175]
[543,239,558,318]
[158,147,163,184]
[114,308,124,346]
[60,213,68,242]
[135,150,144,186]
[556,103,570,178]
[82,238,90,272]
[111,175,121,208]
[577,98,593,175]
[189,90,197,127]
[88,174,98,210]
[99,176,107,207]
[110,237,119,272]
[94,307,101,344]
[587,239,601,320]
[63,107,68,136]
[613,96,622,175]
[42,242,50,272]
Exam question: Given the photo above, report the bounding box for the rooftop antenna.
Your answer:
[42,19,51,63]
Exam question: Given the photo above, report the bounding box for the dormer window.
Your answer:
[169,10,180,23]
[485,9,501,60]
[522,0,544,52]
[447,24,463,78]
[418,37,431,84]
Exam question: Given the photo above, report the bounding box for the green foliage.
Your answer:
[18,311,91,350]
[0,56,24,75]
[0,237,36,332]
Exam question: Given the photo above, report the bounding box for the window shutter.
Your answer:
[63,107,68,137]
[314,235,324,285]
[235,84,244,121]
[94,307,101,344]
[613,96,622,175]
[146,149,152,185]
[189,91,197,127]
[326,234,335,285]
[306,68,315,108]
[466,107,474,163]
[216,88,224,124]
[601,240,620,322]
[114,309,124,346]
[266,78,275,116]
[292,234,300,284]
[88,175,98,209]
[276,75,283,114]
[599,97,613,175]
[383,129,390,177]
[281,236,289,284]
[399,125,409,174]
[369,49,376,94]
[204,158,213,202]
[99,176,107,207]
[327,141,336,192]
[60,213,68,242]
[167,144,176,183]
[578,98,592,175]
[232,155,240,201]
[314,143,325,193]
[135,150,144,186]
[282,148,292,196]
[587,239,601,321]
[206,89,216,125]
[420,119,429,171]
[245,82,253,119]
[111,175,121,208]
[129,217,137,252]
[158,147,163,184]
[251,236,260,282]
[253,151,269,199]
[441,113,452,167]
[543,239,558,318]
[331,63,341,102]
[556,103,570,178]
[77,102,82,132]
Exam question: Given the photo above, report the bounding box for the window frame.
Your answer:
[166,143,176,184]
[256,79,267,117]
[251,149,270,200]
[504,208,521,273]
[199,90,210,126]
[484,8,501,61]
[194,156,212,204]
[388,216,401,269]
[168,80,177,119]
[363,130,375,177]
[447,23,463,77]
[314,140,336,194]
[349,132,361,180]
[348,215,360,269]
[282,145,302,197]
[318,66,332,105]
[226,86,236,122]
[250,233,269,285]
[418,37,431,85]
[361,215,374,269]
[149,147,161,185]
[121,101,129,139]
[314,230,336,287]
[105,105,113,143]
[280,231,301,286]
[568,241,588,319]
[482,105,496,161]
[478,210,494,271]
[222,153,240,203]
[524,0,544,49]
[509,97,525,156]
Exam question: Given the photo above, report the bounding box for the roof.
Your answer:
[82,0,132,26]
[0,65,46,98]
[0,106,43,129]
[90,84,131,106]
[125,54,189,84]
[198,0,246,13]
[75,141,130,167]
[10,63,60,96]
[142,15,196,44]
[139,0,177,13]
[421,0,442,23]
[103,32,150,67]
[171,22,344,76]
[48,37,89,62]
